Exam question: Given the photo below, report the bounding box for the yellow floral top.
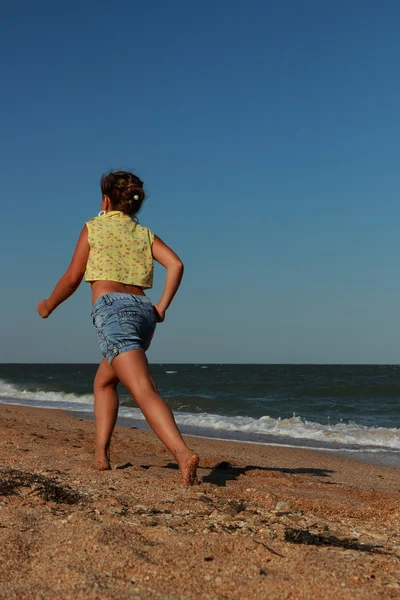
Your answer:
[85,211,154,288]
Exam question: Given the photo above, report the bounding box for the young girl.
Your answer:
[37,171,199,486]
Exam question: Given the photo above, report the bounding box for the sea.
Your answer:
[0,364,399,467]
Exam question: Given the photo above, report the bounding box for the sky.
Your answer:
[1,0,400,364]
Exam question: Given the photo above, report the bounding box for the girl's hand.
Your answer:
[153,304,165,323]
[37,299,53,319]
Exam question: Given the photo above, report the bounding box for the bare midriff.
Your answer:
[90,280,146,305]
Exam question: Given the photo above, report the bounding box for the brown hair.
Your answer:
[100,171,146,216]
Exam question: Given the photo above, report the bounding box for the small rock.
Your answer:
[204,556,214,562]
[197,495,213,504]
[275,501,290,514]
[133,505,149,513]
[286,514,302,523]
[223,499,246,516]
[145,520,159,527]
[204,575,211,581]
[221,515,236,522]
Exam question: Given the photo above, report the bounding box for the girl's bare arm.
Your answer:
[37,226,90,318]
[152,235,184,321]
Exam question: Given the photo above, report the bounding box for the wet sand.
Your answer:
[0,403,399,599]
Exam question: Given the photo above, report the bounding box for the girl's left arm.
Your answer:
[37,226,89,319]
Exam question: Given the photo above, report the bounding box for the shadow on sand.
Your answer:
[162,461,334,487]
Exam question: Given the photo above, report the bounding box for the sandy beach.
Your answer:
[0,403,399,599]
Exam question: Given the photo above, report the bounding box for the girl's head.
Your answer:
[100,171,146,216]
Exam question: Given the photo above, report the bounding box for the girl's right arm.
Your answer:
[37,226,89,318]
[152,235,184,322]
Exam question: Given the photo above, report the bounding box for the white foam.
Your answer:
[0,379,94,405]
[1,379,399,451]
[167,413,400,450]
[165,371,177,374]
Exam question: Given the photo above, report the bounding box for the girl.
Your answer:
[37,171,199,486]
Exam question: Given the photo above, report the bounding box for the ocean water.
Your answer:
[0,364,399,466]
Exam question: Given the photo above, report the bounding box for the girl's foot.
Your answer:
[176,450,199,486]
[94,448,111,471]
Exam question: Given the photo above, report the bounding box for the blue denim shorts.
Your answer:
[91,293,157,363]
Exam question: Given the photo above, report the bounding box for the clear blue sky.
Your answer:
[1,0,400,364]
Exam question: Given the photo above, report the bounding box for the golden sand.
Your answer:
[0,404,399,599]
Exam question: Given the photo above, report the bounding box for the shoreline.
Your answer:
[2,397,400,469]
[1,403,400,598]
[107,413,400,470]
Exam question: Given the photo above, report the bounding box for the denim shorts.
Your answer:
[91,293,157,363]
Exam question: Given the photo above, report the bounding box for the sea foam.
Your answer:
[1,379,399,451]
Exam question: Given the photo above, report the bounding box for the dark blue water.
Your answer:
[0,364,399,459]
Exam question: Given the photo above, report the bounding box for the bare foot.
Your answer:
[94,449,111,471]
[177,450,199,486]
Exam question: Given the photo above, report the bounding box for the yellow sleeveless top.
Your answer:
[85,211,154,288]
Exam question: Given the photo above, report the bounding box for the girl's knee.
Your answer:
[94,375,119,390]
[129,381,156,403]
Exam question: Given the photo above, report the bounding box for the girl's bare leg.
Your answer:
[93,358,120,470]
[111,349,199,485]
